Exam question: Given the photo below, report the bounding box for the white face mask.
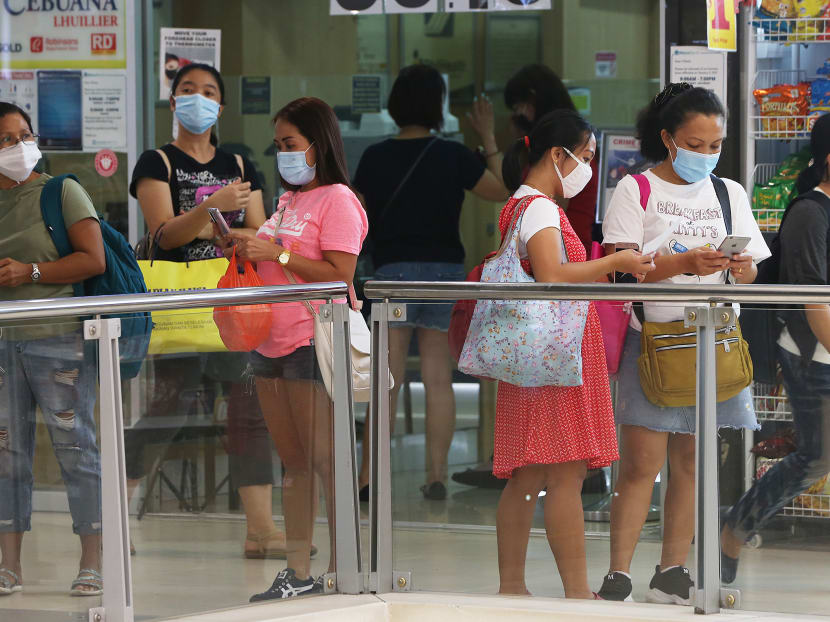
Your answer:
[277,143,316,187]
[553,146,592,198]
[0,141,41,183]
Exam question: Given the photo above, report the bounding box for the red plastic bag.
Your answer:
[213,249,273,352]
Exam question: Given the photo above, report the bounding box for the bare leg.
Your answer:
[608,425,668,573]
[239,484,285,554]
[417,328,456,485]
[496,465,546,595]
[358,326,413,488]
[256,377,315,580]
[542,461,591,599]
[0,533,23,580]
[660,433,696,569]
[307,381,335,574]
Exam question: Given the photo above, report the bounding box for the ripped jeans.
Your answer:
[727,347,830,541]
[0,331,101,535]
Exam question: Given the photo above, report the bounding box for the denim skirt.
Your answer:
[615,328,759,434]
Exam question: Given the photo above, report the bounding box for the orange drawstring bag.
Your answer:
[213,248,273,352]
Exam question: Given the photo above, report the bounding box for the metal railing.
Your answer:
[363,280,830,615]
[0,283,361,622]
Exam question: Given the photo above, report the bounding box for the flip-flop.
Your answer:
[70,568,103,597]
[0,568,22,595]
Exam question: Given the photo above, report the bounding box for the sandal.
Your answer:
[244,528,317,560]
[0,568,22,595]
[70,568,103,597]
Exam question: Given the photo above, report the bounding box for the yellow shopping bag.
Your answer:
[139,258,230,354]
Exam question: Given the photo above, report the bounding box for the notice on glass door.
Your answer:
[669,46,728,108]
[0,72,38,132]
[82,72,127,152]
[160,28,222,100]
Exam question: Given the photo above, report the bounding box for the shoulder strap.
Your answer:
[376,137,439,225]
[632,174,650,211]
[233,153,245,180]
[40,174,84,297]
[156,148,172,182]
[710,174,732,235]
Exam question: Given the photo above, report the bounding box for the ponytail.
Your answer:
[501,109,592,193]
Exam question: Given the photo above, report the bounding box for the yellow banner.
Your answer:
[707,0,737,52]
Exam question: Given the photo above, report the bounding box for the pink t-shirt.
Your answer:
[255,183,368,359]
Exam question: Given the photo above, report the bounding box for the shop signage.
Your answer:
[0,0,125,69]
[594,51,617,78]
[707,0,737,52]
[385,0,438,13]
[669,45,728,107]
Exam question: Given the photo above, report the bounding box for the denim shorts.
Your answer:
[374,261,466,331]
[615,327,759,434]
[249,346,321,381]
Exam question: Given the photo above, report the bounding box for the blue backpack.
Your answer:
[40,174,151,379]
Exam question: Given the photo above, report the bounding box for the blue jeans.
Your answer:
[727,347,830,541]
[374,262,466,331]
[0,331,101,535]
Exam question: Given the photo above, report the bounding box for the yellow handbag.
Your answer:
[638,319,753,408]
[139,258,230,354]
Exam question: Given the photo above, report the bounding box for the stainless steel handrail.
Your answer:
[0,282,348,321]
[364,281,830,304]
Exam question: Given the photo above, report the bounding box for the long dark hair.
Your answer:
[502,109,592,193]
[0,101,34,133]
[170,63,225,147]
[636,83,726,162]
[797,113,830,194]
[273,97,351,192]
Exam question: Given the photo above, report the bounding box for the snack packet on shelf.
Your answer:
[757,0,795,39]
[754,83,811,137]
[760,0,796,16]
[795,0,826,17]
[795,473,830,516]
[809,77,830,128]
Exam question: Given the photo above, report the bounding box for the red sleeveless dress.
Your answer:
[492,196,618,479]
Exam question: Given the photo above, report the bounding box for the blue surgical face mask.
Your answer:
[278,144,316,187]
[174,94,220,135]
[670,136,720,183]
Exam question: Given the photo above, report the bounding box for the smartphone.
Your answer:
[717,235,752,256]
[208,207,231,236]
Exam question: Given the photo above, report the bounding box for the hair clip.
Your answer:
[654,82,692,107]
[524,135,530,148]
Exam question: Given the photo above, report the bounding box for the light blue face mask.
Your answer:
[277,144,316,187]
[174,94,220,135]
[670,136,720,183]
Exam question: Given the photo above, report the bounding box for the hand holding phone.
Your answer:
[717,235,751,257]
[208,207,231,237]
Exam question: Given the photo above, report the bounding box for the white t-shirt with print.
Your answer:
[602,170,771,324]
[512,184,561,259]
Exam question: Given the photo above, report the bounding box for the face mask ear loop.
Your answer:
[552,149,567,191]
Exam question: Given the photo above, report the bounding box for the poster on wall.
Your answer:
[0,71,38,129]
[82,72,127,152]
[598,132,650,221]
[707,0,737,52]
[669,46,728,107]
[385,0,438,12]
[0,1,125,69]
[330,0,383,14]
[37,70,82,151]
[159,28,221,100]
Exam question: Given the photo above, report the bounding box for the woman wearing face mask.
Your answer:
[353,64,507,502]
[227,97,368,601]
[0,102,105,596]
[128,64,281,561]
[494,109,654,599]
[598,85,769,604]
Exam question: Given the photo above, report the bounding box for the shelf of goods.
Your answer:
[742,5,830,527]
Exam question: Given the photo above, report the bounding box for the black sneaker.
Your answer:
[596,572,634,601]
[249,568,322,602]
[421,481,447,500]
[645,565,694,606]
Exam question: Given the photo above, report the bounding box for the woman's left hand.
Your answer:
[228,232,282,263]
[728,254,754,281]
[0,258,32,287]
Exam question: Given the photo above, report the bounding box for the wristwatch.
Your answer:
[30,263,41,282]
[277,249,291,266]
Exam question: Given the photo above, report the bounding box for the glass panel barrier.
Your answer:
[720,304,830,617]
[0,318,102,620]
[118,304,341,620]
[375,299,683,603]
